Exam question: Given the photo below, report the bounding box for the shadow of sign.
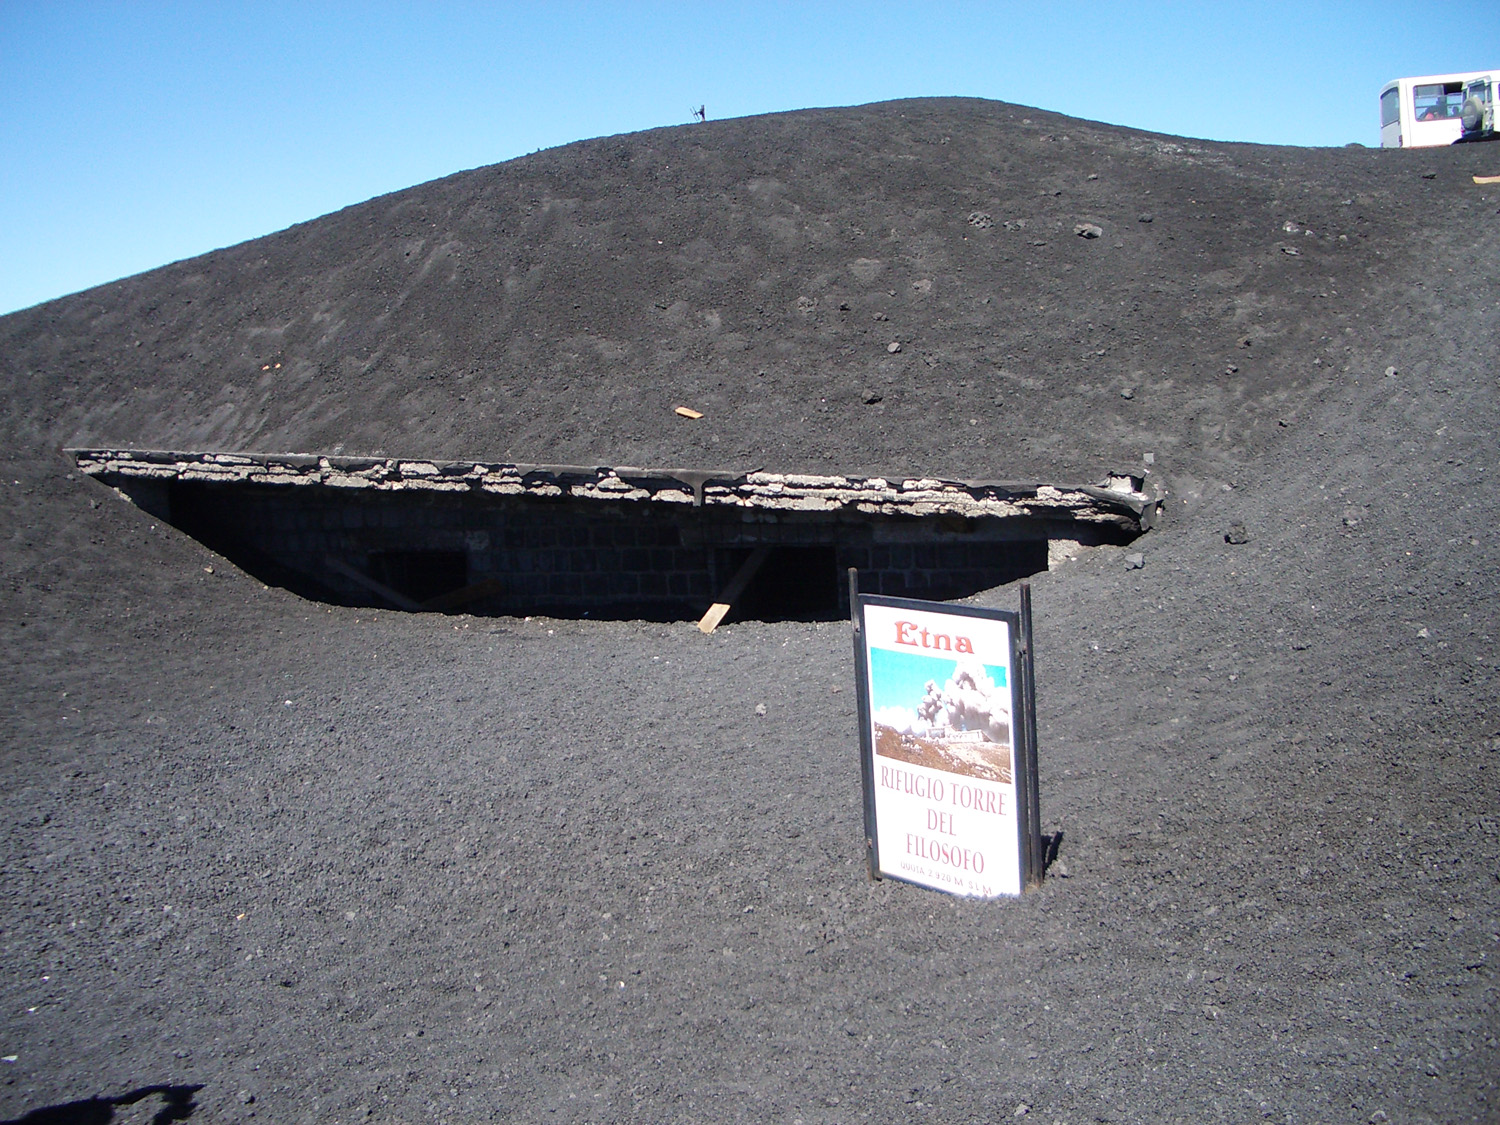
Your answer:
[1,1084,203,1125]
[1043,830,1065,873]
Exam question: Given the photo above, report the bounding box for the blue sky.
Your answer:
[2,2,1494,315]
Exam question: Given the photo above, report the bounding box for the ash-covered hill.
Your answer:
[4,97,1491,488]
[2,100,1498,1124]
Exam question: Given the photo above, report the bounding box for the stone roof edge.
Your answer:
[66,448,1159,529]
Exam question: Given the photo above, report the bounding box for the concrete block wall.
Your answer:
[150,479,1056,619]
[838,539,1049,602]
[467,514,715,613]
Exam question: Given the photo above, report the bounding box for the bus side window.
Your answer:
[1413,84,1442,120]
[1413,82,1466,121]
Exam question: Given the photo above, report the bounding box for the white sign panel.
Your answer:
[855,596,1031,897]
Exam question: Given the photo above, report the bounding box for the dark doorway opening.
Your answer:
[369,551,468,604]
[723,546,841,622]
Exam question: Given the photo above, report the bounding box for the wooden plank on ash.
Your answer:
[697,545,771,634]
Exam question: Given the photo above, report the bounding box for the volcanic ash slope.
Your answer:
[1,98,1497,1123]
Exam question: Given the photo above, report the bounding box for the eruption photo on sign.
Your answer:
[870,650,1013,783]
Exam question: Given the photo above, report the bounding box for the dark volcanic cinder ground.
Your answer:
[1,98,1498,1124]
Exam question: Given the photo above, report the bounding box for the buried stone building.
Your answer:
[73,448,1157,622]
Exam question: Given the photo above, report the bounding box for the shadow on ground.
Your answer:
[1,1085,202,1125]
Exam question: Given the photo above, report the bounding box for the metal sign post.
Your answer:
[851,570,1043,897]
[1017,581,1043,888]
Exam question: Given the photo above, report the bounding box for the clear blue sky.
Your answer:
[1,2,1493,315]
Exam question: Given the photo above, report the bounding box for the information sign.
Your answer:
[851,581,1042,897]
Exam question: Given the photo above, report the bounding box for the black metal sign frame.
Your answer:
[850,571,1043,896]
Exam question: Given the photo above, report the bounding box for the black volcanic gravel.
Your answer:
[1,98,1498,1123]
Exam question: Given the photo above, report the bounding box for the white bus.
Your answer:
[1380,72,1497,148]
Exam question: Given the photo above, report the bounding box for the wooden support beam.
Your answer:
[324,555,425,612]
[697,545,771,634]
